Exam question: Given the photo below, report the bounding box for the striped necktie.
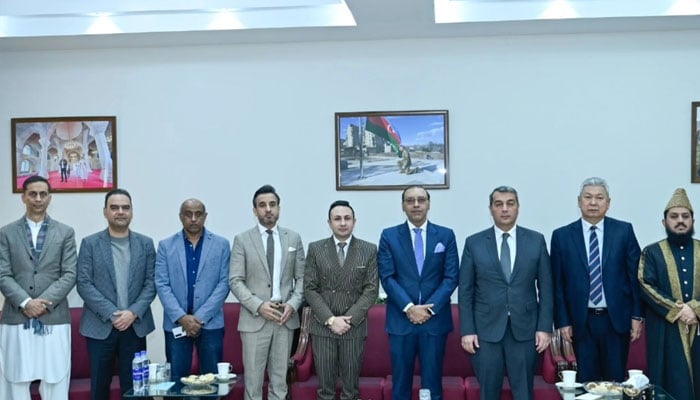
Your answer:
[588,226,603,304]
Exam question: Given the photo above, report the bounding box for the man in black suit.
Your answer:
[303,200,378,400]
[551,177,643,382]
[59,158,69,182]
[459,186,552,400]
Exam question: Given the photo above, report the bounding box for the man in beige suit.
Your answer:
[0,175,77,400]
[304,200,378,400]
[230,184,305,400]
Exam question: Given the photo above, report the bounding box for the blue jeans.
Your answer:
[86,327,146,400]
[165,327,224,381]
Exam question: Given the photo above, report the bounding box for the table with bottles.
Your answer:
[123,380,237,398]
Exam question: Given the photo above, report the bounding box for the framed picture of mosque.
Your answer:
[11,116,118,193]
[693,103,700,183]
[335,110,450,191]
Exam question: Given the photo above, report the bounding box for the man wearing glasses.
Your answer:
[155,199,231,381]
[378,185,459,400]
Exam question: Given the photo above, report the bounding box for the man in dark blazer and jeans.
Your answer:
[551,177,643,382]
[77,188,156,399]
[304,200,378,400]
[459,186,552,400]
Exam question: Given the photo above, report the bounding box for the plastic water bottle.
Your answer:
[141,350,150,388]
[132,352,144,393]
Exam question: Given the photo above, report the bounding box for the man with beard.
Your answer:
[77,189,156,399]
[155,199,231,381]
[639,188,700,400]
[229,185,305,400]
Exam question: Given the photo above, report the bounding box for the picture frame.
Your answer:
[335,110,449,191]
[12,116,117,193]
[693,102,700,183]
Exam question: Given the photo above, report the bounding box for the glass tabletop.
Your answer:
[123,379,237,398]
[557,383,675,400]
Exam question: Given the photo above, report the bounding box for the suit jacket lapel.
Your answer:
[399,223,419,277]
[423,223,438,272]
[197,231,212,276]
[511,227,524,280]
[36,220,55,264]
[279,228,289,275]
[484,229,501,278]
[249,228,270,280]
[13,219,33,262]
[128,232,142,296]
[601,217,612,268]
[175,231,188,283]
[98,230,118,290]
[573,219,588,269]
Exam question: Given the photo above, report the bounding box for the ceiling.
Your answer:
[1,0,699,51]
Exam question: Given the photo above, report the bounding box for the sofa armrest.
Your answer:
[288,306,313,384]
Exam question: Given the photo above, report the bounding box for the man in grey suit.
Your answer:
[77,188,156,399]
[230,184,305,400]
[304,200,378,400]
[459,186,553,400]
[155,198,231,381]
[0,175,77,400]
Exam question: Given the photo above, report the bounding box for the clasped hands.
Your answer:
[179,314,204,337]
[407,304,434,325]
[112,309,137,331]
[259,301,294,325]
[328,316,353,335]
[675,302,698,325]
[22,298,51,318]
[461,331,551,354]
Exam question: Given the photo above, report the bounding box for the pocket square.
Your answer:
[434,242,446,253]
[288,247,296,252]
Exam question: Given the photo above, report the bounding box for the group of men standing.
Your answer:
[0,176,699,400]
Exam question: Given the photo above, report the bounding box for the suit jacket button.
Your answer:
[267,284,271,288]
[29,286,33,290]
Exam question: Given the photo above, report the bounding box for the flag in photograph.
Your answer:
[365,116,401,154]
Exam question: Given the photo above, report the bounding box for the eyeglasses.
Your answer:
[404,197,428,204]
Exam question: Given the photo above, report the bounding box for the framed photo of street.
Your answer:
[335,110,449,191]
[11,116,117,193]
[693,103,700,183]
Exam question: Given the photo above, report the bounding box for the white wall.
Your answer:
[1,29,699,362]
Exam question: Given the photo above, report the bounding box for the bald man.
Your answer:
[155,199,231,381]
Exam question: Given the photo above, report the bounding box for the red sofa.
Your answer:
[290,304,559,400]
[28,307,121,400]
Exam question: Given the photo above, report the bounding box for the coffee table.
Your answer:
[123,379,237,399]
[557,384,676,399]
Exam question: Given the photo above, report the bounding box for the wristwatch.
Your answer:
[631,316,644,323]
[326,316,335,327]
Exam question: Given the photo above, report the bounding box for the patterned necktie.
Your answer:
[266,229,274,281]
[414,228,424,275]
[338,242,346,266]
[589,226,603,304]
[500,232,511,281]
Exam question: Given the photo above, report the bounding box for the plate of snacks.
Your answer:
[181,373,217,389]
[583,381,624,396]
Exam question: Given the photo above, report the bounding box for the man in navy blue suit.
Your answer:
[378,185,459,400]
[459,186,552,400]
[551,177,643,382]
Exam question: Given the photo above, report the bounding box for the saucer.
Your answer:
[216,373,237,382]
[556,382,583,390]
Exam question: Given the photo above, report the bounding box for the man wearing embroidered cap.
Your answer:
[639,188,700,400]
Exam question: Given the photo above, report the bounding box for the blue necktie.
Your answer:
[413,228,424,275]
[589,226,603,304]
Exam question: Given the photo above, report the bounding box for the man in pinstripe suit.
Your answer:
[304,200,379,400]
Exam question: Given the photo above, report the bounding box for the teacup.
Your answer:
[560,370,577,386]
[217,362,232,379]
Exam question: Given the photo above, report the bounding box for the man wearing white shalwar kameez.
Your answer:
[0,175,77,400]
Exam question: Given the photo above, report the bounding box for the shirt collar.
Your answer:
[258,224,278,235]
[407,220,428,232]
[333,235,353,247]
[494,225,517,240]
[581,218,604,233]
